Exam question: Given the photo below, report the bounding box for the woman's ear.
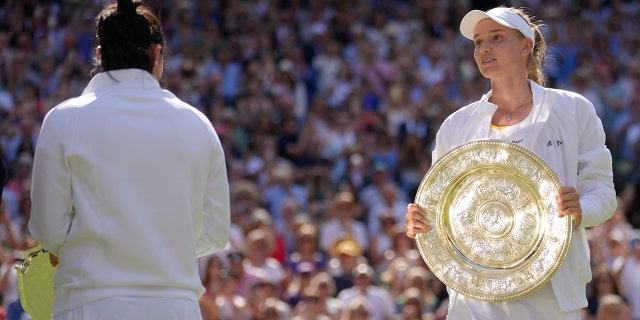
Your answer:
[149,44,162,61]
[150,44,163,80]
[521,38,533,56]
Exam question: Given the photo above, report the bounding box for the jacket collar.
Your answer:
[476,80,548,140]
[82,69,160,95]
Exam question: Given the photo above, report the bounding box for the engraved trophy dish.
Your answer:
[414,139,572,301]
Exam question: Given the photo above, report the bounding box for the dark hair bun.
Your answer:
[117,0,139,15]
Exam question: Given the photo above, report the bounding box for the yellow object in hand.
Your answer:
[15,245,56,320]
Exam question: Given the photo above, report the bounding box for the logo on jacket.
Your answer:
[546,140,563,148]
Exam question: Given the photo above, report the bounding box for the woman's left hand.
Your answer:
[556,186,582,227]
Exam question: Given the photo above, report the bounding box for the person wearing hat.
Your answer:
[230,179,261,228]
[404,6,616,319]
[319,191,368,254]
[286,222,327,279]
[327,238,365,295]
[243,228,287,297]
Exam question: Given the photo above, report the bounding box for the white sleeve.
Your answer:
[195,134,231,257]
[575,100,616,228]
[29,112,74,256]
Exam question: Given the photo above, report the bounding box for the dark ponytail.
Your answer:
[92,0,164,75]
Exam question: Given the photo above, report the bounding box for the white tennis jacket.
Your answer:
[30,69,231,316]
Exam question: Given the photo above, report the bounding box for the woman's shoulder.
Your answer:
[40,94,97,129]
[540,86,598,119]
[540,86,592,105]
[455,99,484,114]
[439,99,484,129]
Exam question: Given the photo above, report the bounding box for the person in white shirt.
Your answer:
[242,228,286,290]
[404,6,616,320]
[319,191,368,253]
[336,263,394,320]
[28,0,230,319]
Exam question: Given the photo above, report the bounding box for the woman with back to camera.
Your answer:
[29,0,230,319]
[404,6,616,319]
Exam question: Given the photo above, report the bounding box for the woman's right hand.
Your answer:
[405,203,432,238]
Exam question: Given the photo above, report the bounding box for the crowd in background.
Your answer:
[0,0,639,319]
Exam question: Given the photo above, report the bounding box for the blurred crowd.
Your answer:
[0,0,639,319]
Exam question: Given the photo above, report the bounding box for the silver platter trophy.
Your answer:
[414,139,572,302]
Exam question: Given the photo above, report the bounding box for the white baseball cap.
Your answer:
[460,7,534,46]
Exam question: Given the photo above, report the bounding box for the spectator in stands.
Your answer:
[337,263,394,320]
[319,191,368,253]
[367,181,407,236]
[368,212,397,269]
[596,294,632,320]
[284,261,317,307]
[402,266,444,315]
[393,288,426,320]
[242,228,286,294]
[340,296,371,320]
[291,286,333,320]
[615,231,640,320]
[262,160,308,234]
[309,271,343,320]
[213,270,252,320]
[286,222,327,276]
[247,207,287,263]
[585,265,623,319]
[250,282,292,320]
[327,238,366,295]
[227,249,261,299]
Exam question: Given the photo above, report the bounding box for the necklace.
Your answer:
[497,109,513,121]
[496,90,532,122]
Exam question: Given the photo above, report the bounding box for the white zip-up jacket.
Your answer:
[433,80,616,311]
[29,69,231,316]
